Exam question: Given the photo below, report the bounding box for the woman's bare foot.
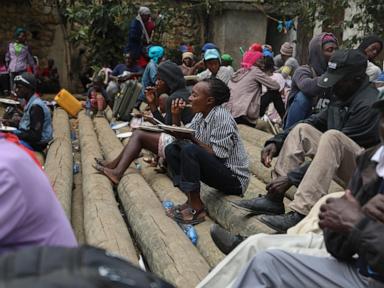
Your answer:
[93,164,121,185]
[94,158,117,169]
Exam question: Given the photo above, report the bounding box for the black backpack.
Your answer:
[0,245,174,288]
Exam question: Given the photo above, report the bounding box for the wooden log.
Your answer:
[71,133,85,244]
[140,164,225,268]
[238,124,273,148]
[93,118,210,287]
[78,111,138,263]
[44,108,73,219]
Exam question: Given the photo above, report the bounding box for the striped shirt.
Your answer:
[187,105,250,193]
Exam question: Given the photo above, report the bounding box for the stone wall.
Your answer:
[0,0,70,89]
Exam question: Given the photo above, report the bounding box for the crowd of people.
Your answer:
[0,4,384,287]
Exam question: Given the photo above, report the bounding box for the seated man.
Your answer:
[0,133,77,252]
[188,49,233,85]
[40,58,61,94]
[12,72,53,151]
[234,49,380,232]
[231,104,384,286]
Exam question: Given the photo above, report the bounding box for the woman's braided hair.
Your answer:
[202,78,230,105]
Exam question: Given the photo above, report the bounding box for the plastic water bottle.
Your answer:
[73,162,80,174]
[162,200,174,213]
[180,224,198,245]
[85,98,91,116]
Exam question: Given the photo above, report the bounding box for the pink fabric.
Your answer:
[241,51,263,69]
[249,43,262,52]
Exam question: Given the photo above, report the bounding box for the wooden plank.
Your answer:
[93,118,211,287]
[44,108,73,219]
[78,111,138,263]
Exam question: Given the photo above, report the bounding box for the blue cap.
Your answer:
[202,42,218,53]
[204,49,221,62]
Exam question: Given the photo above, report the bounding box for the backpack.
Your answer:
[0,245,174,288]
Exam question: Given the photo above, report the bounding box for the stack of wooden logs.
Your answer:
[44,108,344,287]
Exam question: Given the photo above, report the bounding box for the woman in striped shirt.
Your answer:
[166,78,250,224]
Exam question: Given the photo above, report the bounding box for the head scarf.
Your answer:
[138,6,151,16]
[15,27,26,38]
[358,35,383,53]
[249,43,262,52]
[241,51,263,69]
[148,46,164,64]
[182,52,194,61]
[221,54,233,65]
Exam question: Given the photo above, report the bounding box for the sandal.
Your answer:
[173,207,206,225]
[165,202,189,218]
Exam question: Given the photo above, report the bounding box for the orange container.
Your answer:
[54,89,82,117]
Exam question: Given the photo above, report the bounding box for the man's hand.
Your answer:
[362,194,384,223]
[319,190,364,232]
[261,143,277,168]
[145,86,157,105]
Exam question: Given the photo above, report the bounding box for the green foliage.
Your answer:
[61,0,136,67]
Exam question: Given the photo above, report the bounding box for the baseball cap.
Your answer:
[14,72,37,90]
[318,49,367,88]
[204,49,221,62]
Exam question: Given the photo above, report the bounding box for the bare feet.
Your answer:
[93,164,121,185]
[266,176,292,201]
[94,158,117,169]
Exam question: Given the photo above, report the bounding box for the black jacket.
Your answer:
[265,77,380,186]
[324,146,384,280]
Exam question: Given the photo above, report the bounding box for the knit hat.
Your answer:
[182,52,194,61]
[157,61,186,93]
[322,34,338,47]
[221,54,233,65]
[249,43,262,53]
[138,6,151,15]
[280,42,293,56]
[14,72,37,91]
[204,49,221,62]
[241,51,263,69]
[148,46,164,64]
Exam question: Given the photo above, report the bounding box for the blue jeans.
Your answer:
[284,91,313,129]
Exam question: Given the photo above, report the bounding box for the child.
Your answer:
[81,76,109,116]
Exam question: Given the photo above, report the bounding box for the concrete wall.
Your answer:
[210,9,267,69]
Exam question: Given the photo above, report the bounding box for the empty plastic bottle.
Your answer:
[180,224,198,245]
[85,98,91,116]
[162,200,174,213]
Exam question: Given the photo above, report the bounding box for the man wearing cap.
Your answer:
[12,72,52,151]
[273,42,299,78]
[234,49,380,232]
[229,96,384,287]
[190,49,233,85]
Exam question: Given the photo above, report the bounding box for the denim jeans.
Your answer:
[165,142,242,195]
[284,91,313,129]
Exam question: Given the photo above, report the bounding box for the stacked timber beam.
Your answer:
[44,108,73,219]
[78,111,138,263]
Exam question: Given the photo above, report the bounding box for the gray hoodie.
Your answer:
[287,33,337,112]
